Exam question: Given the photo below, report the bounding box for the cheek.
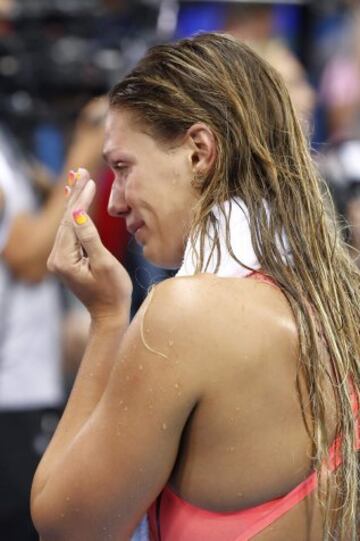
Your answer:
[124,172,144,206]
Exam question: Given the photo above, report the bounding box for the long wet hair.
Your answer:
[109,32,360,539]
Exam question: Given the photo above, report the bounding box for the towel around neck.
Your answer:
[176,198,261,278]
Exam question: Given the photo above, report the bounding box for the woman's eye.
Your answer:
[114,164,128,174]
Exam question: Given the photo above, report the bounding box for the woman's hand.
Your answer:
[48,168,132,324]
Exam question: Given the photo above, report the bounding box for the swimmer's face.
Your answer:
[103,109,200,269]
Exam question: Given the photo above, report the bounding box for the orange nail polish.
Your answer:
[73,209,87,225]
[68,171,76,186]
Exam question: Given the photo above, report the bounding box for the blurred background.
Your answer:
[1,0,360,233]
[1,1,360,540]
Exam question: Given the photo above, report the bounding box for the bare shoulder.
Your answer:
[132,274,217,360]
[136,273,298,364]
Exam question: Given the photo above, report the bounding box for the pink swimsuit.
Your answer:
[148,273,360,540]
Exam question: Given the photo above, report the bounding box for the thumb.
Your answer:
[72,208,108,263]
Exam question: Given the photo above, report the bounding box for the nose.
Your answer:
[107,179,130,217]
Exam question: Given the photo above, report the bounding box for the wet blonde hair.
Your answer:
[109,32,360,539]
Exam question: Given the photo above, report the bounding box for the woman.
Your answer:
[31,33,360,540]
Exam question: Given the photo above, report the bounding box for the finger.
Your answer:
[67,168,89,190]
[48,221,79,274]
[48,170,95,275]
[66,168,91,207]
[72,208,108,264]
[71,178,96,215]
[63,178,97,227]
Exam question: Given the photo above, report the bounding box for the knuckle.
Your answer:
[47,256,55,273]
[60,218,72,228]
[49,255,70,277]
[52,258,63,275]
[77,167,90,180]
[80,231,94,244]
[97,256,117,276]
[97,259,112,273]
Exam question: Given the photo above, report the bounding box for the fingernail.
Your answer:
[68,170,76,186]
[64,185,71,198]
[73,209,88,225]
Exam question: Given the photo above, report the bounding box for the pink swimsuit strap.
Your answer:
[150,394,360,541]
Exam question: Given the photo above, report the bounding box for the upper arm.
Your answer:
[0,164,48,281]
[34,278,204,540]
[1,213,48,281]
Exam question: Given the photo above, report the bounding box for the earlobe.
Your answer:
[187,123,216,175]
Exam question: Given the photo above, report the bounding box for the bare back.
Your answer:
[167,274,337,540]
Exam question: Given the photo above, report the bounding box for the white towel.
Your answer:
[177,198,260,278]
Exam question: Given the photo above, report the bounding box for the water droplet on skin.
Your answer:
[125,375,130,381]
[227,446,235,453]
[145,328,150,334]
[168,339,174,347]
[162,423,167,431]
[65,496,70,502]
[235,407,241,412]
[61,513,65,518]
[89,372,94,377]
[124,406,128,412]
[139,364,144,371]
[174,383,179,389]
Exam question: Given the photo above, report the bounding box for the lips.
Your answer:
[126,220,145,236]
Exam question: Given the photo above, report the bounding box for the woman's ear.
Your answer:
[186,123,216,175]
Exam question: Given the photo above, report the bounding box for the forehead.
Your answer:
[103,109,140,153]
[103,108,172,163]
[103,108,180,161]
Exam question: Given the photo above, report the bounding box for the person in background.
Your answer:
[318,138,360,267]
[0,98,106,541]
[223,3,316,133]
[319,0,360,140]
